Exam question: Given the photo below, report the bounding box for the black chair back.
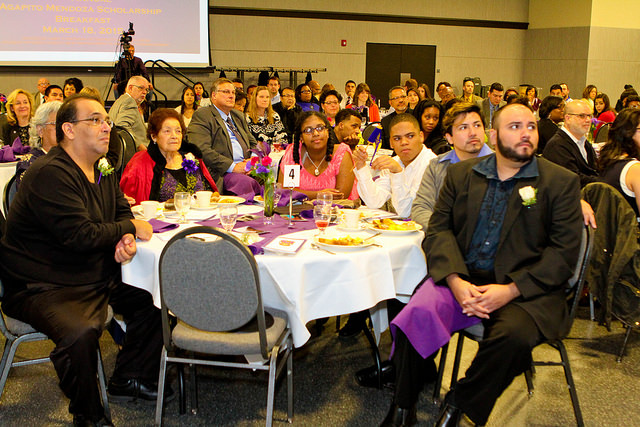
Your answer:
[113,126,137,175]
[3,174,17,218]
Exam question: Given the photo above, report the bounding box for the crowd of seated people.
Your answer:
[5,72,640,427]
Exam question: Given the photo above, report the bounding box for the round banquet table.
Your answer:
[0,161,17,215]
[121,204,427,347]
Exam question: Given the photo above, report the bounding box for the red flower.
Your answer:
[250,156,259,165]
[261,156,272,166]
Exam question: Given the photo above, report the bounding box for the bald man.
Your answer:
[109,76,150,151]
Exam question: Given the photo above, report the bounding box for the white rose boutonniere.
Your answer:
[519,185,537,207]
[96,157,114,184]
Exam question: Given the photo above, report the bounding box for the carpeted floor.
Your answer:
[0,309,638,426]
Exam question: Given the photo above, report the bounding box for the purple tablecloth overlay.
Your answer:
[390,277,481,359]
[223,172,307,207]
[148,218,180,233]
[196,211,317,255]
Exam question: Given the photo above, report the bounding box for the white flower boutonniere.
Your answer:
[519,186,537,207]
[97,157,114,184]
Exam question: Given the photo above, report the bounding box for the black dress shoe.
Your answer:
[380,403,417,427]
[355,360,395,388]
[73,414,114,427]
[108,378,175,403]
[435,403,479,427]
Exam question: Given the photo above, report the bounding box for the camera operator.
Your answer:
[112,24,152,98]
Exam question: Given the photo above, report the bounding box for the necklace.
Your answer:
[304,151,325,176]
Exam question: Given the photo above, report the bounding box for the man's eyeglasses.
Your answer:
[70,117,114,128]
[132,85,149,93]
[43,121,56,126]
[567,113,593,120]
[302,125,327,134]
[216,89,234,95]
[389,95,407,101]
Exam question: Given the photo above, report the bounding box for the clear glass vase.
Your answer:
[263,175,276,225]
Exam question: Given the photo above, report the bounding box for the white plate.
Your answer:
[336,225,366,233]
[212,196,246,207]
[366,221,423,235]
[253,196,264,206]
[313,236,375,251]
[131,205,143,215]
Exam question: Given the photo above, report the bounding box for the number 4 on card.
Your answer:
[283,165,300,188]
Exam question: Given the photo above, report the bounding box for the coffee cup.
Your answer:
[141,200,159,219]
[342,209,360,229]
[195,191,213,208]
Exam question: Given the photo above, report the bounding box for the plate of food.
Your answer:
[313,235,375,251]
[366,218,423,234]
[253,195,264,206]
[211,195,246,207]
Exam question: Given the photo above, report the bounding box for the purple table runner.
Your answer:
[196,212,317,254]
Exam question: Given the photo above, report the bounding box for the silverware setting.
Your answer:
[311,243,336,255]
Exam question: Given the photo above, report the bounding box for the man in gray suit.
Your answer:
[477,82,505,129]
[187,77,257,190]
[109,75,150,151]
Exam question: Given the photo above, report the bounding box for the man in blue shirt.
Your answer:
[187,78,257,191]
[382,103,583,427]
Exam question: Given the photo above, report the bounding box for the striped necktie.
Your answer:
[226,116,245,146]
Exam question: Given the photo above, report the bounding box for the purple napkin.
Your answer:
[223,173,262,200]
[275,188,307,207]
[148,218,180,233]
[300,209,314,220]
[0,146,16,163]
[11,138,30,155]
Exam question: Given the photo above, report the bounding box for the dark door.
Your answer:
[366,43,436,108]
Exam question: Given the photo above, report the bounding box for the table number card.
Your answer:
[283,165,300,188]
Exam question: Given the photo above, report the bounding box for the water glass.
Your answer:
[317,190,333,207]
[313,205,331,235]
[219,206,238,233]
[174,192,191,223]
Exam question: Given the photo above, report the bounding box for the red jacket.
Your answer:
[120,143,217,205]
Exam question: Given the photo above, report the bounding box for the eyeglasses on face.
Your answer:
[69,117,114,128]
[216,89,234,95]
[132,85,149,93]
[389,95,407,101]
[567,113,593,120]
[302,125,327,134]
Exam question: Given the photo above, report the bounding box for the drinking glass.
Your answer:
[174,192,191,224]
[219,206,238,233]
[317,190,333,207]
[313,205,331,235]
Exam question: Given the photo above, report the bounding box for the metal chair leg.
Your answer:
[524,369,534,397]
[617,325,633,363]
[0,337,17,398]
[189,362,198,415]
[154,348,168,426]
[450,333,465,388]
[177,364,186,414]
[557,341,584,427]
[287,335,293,423]
[96,348,111,421]
[266,344,280,427]
[589,292,595,321]
[433,343,449,404]
[361,317,382,389]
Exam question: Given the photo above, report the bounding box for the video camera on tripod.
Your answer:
[119,22,135,59]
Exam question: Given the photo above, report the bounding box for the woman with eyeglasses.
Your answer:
[120,108,217,205]
[1,89,35,147]
[278,111,357,199]
[599,108,640,216]
[175,86,198,127]
[245,85,289,149]
[15,101,62,186]
[295,84,321,112]
[346,83,380,125]
[319,89,342,126]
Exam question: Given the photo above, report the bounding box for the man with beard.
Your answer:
[381,102,583,427]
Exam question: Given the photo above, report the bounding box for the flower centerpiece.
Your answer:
[245,141,277,223]
[0,93,6,115]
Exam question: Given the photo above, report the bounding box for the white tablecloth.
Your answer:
[0,161,17,216]
[122,206,427,347]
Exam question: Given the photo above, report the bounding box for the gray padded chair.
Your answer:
[156,226,293,427]
[433,225,593,427]
[0,279,111,420]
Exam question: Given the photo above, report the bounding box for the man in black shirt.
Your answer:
[0,94,163,426]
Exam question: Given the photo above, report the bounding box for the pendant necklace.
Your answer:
[304,151,325,176]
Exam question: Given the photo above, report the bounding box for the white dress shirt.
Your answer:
[354,146,436,217]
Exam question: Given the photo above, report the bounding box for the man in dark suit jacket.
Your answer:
[187,78,257,191]
[381,103,583,427]
[476,82,505,129]
[381,86,412,150]
[543,99,599,187]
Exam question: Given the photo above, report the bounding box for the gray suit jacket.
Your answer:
[477,98,506,129]
[109,94,148,148]
[187,106,257,190]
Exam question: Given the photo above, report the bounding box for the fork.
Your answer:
[311,243,336,255]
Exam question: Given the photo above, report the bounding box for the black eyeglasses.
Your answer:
[69,117,114,128]
[302,125,327,134]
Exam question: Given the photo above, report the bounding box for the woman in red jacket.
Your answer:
[120,108,217,205]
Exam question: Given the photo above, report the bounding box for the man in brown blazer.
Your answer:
[187,78,257,191]
[381,103,583,427]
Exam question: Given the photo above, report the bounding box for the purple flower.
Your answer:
[182,154,199,174]
[256,165,269,174]
[245,161,253,172]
